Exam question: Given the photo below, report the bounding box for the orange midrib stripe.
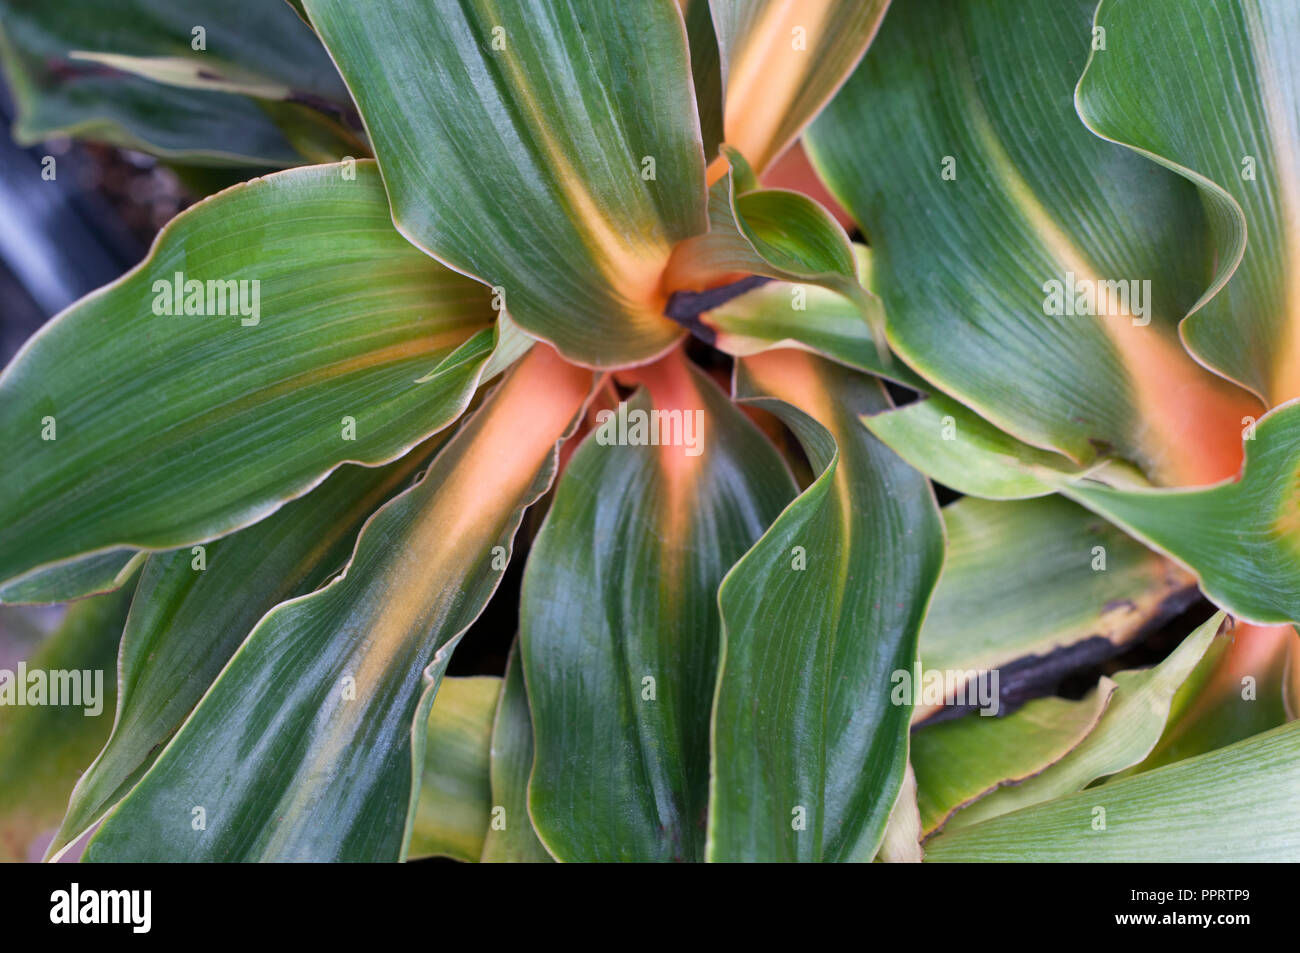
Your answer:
[723,0,834,173]
[263,347,589,843]
[616,348,708,545]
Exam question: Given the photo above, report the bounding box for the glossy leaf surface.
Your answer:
[709,350,943,861]
[523,351,795,861]
[0,161,498,590]
[84,348,591,861]
[307,0,708,367]
[47,448,438,859]
[808,0,1258,487]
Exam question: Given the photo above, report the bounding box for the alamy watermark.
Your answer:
[152,271,260,326]
[890,663,1001,716]
[1042,271,1151,326]
[0,663,104,716]
[594,401,704,457]
[50,883,151,933]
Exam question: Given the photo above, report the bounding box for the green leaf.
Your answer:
[0,585,134,861]
[0,0,357,165]
[409,676,500,863]
[925,719,1300,862]
[1077,0,1300,406]
[683,0,724,162]
[480,644,552,863]
[948,612,1225,830]
[695,245,925,389]
[807,0,1260,487]
[0,161,502,591]
[65,52,301,103]
[1064,401,1300,625]
[862,392,1092,500]
[665,147,890,362]
[877,396,1300,627]
[19,0,347,101]
[0,551,145,606]
[918,495,1198,720]
[912,682,1115,838]
[709,350,944,862]
[1120,622,1295,777]
[83,348,592,861]
[708,0,888,175]
[46,447,439,860]
[305,0,709,367]
[522,351,795,862]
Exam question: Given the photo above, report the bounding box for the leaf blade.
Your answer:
[1077,0,1300,405]
[807,0,1259,486]
[0,0,354,165]
[306,0,708,367]
[522,350,796,862]
[0,161,498,589]
[46,445,440,859]
[409,676,500,863]
[925,719,1300,862]
[948,612,1225,829]
[708,350,944,861]
[709,0,888,175]
[0,586,134,861]
[83,347,592,861]
[480,644,552,863]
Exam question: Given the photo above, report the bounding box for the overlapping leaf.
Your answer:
[808,0,1259,487]
[409,676,500,863]
[863,392,1092,501]
[1078,0,1300,406]
[522,351,795,862]
[1064,402,1300,625]
[0,0,357,165]
[917,496,1197,720]
[0,551,145,606]
[480,645,551,863]
[948,612,1225,829]
[0,585,134,861]
[40,0,348,102]
[664,147,895,373]
[0,161,502,591]
[912,683,1114,838]
[83,348,592,861]
[682,0,724,161]
[1120,622,1295,776]
[306,0,708,367]
[875,762,922,863]
[869,395,1300,626]
[709,350,943,861]
[690,245,925,390]
[46,447,439,860]
[708,0,888,176]
[925,720,1300,862]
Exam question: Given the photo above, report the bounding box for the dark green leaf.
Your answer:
[46,447,439,859]
[709,350,944,861]
[522,351,795,861]
[0,161,501,590]
[83,349,592,861]
[306,0,709,366]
